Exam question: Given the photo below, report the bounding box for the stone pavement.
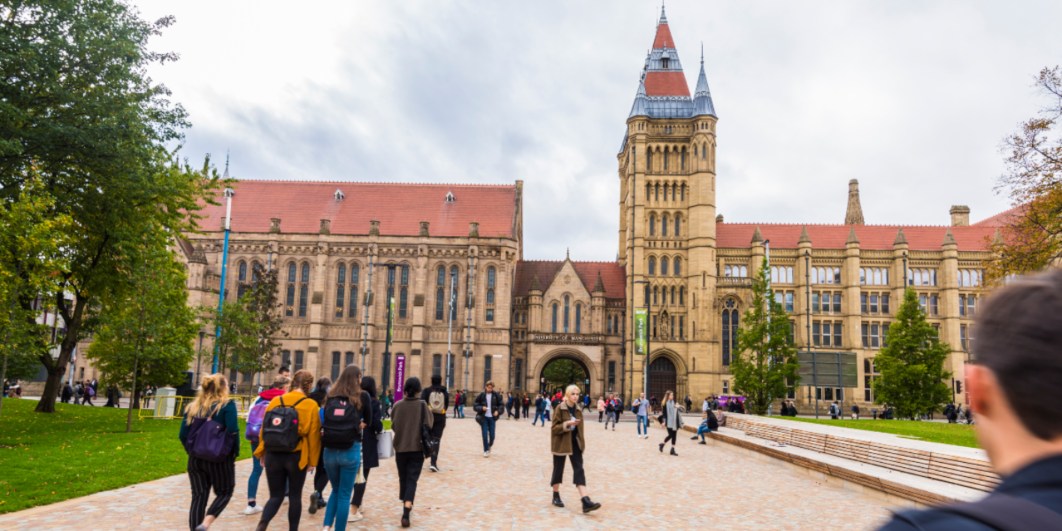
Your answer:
[0,416,897,530]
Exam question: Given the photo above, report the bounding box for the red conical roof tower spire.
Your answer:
[643,3,690,98]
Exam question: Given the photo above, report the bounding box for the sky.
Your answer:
[131,1,1062,261]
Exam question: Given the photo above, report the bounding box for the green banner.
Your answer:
[388,296,396,337]
[635,308,648,355]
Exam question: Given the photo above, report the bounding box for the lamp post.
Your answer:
[213,187,235,374]
[381,263,397,393]
[195,331,206,388]
[360,254,375,372]
[902,251,909,290]
[805,250,817,418]
[633,279,651,401]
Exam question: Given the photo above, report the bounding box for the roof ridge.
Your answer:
[718,221,986,229]
[231,179,516,188]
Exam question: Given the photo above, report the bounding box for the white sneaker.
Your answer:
[484,451,490,457]
[348,511,364,522]
[429,464,439,472]
[242,505,263,515]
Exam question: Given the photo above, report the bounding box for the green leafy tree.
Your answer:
[86,236,198,432]
[210,264,285,383]
[0,176,73,415]
[732,260,800,415]
[0,1,218,412]
[989,66,1062,281]
[872,289,952,419]
[542,359,588,393]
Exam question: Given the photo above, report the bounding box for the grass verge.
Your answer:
[781,416,979,448]
[0,398,249,514]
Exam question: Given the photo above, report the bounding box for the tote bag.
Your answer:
[377,430,395,460]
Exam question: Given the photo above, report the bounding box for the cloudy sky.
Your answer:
[132,1,1061,261]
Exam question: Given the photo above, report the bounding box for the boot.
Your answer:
[658,443,665,453]
[552,491,565,508]
[401,506,411,528]
[670,447,678,456]
[581,496,601,513]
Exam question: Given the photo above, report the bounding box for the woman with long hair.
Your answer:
[391,377,433,527]
[350,375,384,522]
[255,370,321,531]
[657,390,683,456]
[179,373,239,531]
[308,377,332,515]
[320,366,372,531]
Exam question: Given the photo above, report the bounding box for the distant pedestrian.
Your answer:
[421,375,449,472]
[307,377,332,515]
[391,377,433,528]
[83,381,96,406]
[657,390,683,456]
[604,394,617,430]
[532,394,547,426]
[452,391,462,419]
[633,392,650,438]
[179,374,238,531]
[549,384,601,513]
[474,381,504,457]
[829,401,840,420]
[597,396,606,422]
[320,366,371,531]
[350,375,384,523]
[684,395,693,413]
[254,370,321,531]
[851,404,861,420]
[61,382,73,404]
[522,393,531,419]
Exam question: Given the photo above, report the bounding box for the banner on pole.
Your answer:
[388,296,395,338]
[394,354,406,401]
[635,309,648,355]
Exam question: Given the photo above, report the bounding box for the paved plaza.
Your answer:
[0,416,896,530]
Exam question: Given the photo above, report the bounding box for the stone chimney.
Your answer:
[950,205,970,227]
[419,221,430,237]
[716,214,724,223]
[469,221,480,238]
[369,220,380,236]
[319,219,331,235]
[845,179,865,225]
[269,217,281,233]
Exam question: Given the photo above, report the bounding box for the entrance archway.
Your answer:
[647,356,677,406]
[540,356,591,397]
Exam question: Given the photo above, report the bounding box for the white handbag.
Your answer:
[377,430,395,460]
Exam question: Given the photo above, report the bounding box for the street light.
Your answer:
[195,331,206,388]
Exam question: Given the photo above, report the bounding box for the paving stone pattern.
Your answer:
[0,416,895,530]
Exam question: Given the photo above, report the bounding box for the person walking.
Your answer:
[254,370,321,531]
[307,377,332,515]
[549,384,601,514]
[684,394,693,413]
[633,392,650,439]
[420,375,449,472]
[532,393,547,427]
[604,394,617,431]
[350,376,384,523]
[179,374,239,531]
[320,366,371,531]
[61,382,73,404]
[657,390,683,456]
[474,381,504,457]
[452,390,462,419]
[596,396,605,422]
[82,381,96,406]
[241,376,289,516]
[506,391,515,420]
[522,394,531,419]
[391,377,433,528]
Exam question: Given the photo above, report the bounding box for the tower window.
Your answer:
[662,57,670,69]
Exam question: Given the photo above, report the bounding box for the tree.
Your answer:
[542,359,587,393]
[85,236,198,432]
[0,1,218,412]
[989,66,1062,280]
[872,289,952,419]
[210,264,284,383]
[732,259,800,415]
[0,176,73,415]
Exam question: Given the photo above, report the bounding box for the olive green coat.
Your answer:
[550,401,586,456]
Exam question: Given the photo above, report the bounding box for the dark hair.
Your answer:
[431,374,442,386]
[328,365,362,409]
[361,376,378,399]
[404,376,422,397]
[312,377,332,394]
[972,269,1062,440]
[291,370,314,394]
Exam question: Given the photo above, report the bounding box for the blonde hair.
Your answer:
[565,384,581,395]
[185,374,230,424]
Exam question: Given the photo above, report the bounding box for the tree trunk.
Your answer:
[34,363,66,413]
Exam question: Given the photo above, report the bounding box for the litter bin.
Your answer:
[154,387,176,418]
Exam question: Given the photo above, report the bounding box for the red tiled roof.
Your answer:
[644,71,690,97]
[196,180,518,238]
[653,22,676,49]
[514,261,626,299]
[717,223,997,252]
[972,204,1024,227]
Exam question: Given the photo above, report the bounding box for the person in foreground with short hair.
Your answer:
[474,381,504,457]
[878,269,1062,530]
[550,384,601,513]
[391,376,433,528]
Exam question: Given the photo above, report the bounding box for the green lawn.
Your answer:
[781,416,979,448]
[0,399,249,514]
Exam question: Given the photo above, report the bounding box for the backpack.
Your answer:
[428,388,446,415]
[321,396,361,449]
[245,397,270,441]
[261,396,308,452]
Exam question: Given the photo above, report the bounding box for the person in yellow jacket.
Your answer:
[254,370,321,531]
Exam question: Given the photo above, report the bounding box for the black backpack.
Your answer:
[261,396,308,452]
[321,396,361,449]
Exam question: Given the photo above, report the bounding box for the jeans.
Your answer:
[532,410,545,426]
[323,443,361,531]
[247,452,263,500]
[637,414,648,435]
[696,425,712,440]
[604,412,617,429]
[480,416,497,451]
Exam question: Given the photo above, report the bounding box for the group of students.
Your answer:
[178,365,435,530]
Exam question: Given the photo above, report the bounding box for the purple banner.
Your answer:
[394,355,406,401]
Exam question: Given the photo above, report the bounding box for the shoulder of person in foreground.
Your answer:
[876,507,995,531]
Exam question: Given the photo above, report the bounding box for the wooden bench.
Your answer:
[701,414,1000,501]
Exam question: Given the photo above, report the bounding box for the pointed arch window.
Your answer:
[648,256,657,276]
[435,265,446,321]
[349,264,360,318]
[575,303,582,334]
[722,299,739,366]
[485,266,496,322]
[551,303,559,333]
[649,214,656,236]
[335,263,347,318]
[655,183,660,201]
[661,214,669,237]
[670,286,676,305]
[681,148,686,171]
[701,143,707,160]
[399,264,409,319]
[646,148,653,173]
[661,256,669,276]
[449,266,460,321]
[285,262,296,317]
[251,261,262,283]
[653,286,659,305]
[563,295,571,333]
[674,257,682,277]
[674,215,682,237]
[663,147,669,171]
[681,184,686,201]
[298,262,310,317]
[645,183,651,201]
[237,260,248,299]
[679,286,685,305]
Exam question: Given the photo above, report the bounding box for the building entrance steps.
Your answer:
[687,413,996,506]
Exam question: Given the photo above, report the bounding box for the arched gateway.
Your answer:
[536,351,595,398]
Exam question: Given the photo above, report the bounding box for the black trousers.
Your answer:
[352,465,372,507]
[187,456,235,531]
[550,445,586,487]
[663,428,678,446]
[429,414,446,466]
[395,451,424,503]
[312,446,328,494]
[257,451,308,531]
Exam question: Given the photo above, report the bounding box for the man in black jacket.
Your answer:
[421,375,449,472]
[474,381,504,457]
[878,269,1062,530]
